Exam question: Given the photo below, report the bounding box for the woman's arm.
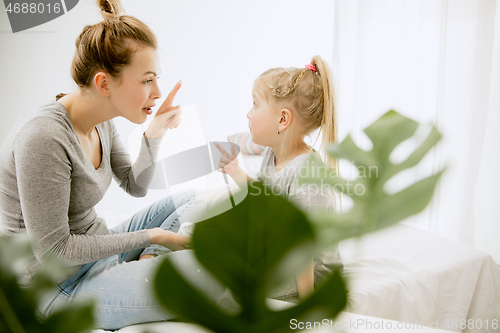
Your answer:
[14,118,151,266]
[147,228,191,250]
[110,81,183,196]
[109,123,162,197]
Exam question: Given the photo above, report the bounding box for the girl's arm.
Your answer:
[296,261,315,300]
[226,165,253,187]
[290,171,340,299]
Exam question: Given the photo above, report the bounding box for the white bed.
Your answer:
[339,223,500,332]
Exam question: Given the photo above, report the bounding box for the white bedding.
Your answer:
[340,223,500,333]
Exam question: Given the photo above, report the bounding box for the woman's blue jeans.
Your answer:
[38,189,226,331]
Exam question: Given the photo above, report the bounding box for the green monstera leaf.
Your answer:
[0,234,94,333]
[299,110,445,248]
[154,181,347,333]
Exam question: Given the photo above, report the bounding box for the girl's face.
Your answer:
[108,46,162,124]
[247,83,279,146]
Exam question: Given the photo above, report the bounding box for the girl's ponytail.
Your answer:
[310,56,338,171]
[311,56,341,213]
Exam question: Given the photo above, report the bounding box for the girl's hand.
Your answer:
[296,261,315,300]
[147,228,191,251]
[145,81,183,139]
[214,142,248,187]
[214,142,240,176]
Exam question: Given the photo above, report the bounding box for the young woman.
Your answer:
[0,0,225,329]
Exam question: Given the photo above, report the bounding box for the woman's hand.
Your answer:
[147,228,191,251]
[145,81,183,139]
[214,142,247,185]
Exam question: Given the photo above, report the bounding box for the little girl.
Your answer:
[215,56,342,299]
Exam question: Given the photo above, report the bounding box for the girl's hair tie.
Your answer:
[305,63,317,73]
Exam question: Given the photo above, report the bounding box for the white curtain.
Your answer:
[332,0,500,262]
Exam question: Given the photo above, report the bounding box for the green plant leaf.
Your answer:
[0,271,39,333]
[154,257,245,333]
[300,110,445,248]
[253,268,347,333]
[154,182,348,332]
[0,234,94,333]
[43,301,95,333]
[192,182,315,310]
[363,110,419,162]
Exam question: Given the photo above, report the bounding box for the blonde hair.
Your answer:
[70,0,157,88]
[256,56,338,170]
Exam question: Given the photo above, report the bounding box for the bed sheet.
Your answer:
[339,223,500,333]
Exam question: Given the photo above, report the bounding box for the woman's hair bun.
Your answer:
[98,0,123,22]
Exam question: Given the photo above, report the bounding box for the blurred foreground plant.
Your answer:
[0,234,94,333]
[299,110,445,248]
[153,110,445,332]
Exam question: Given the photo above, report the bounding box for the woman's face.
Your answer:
[247,82,279,146]
[108,46,162,124]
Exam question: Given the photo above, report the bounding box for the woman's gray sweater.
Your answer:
[0,101,161,284]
